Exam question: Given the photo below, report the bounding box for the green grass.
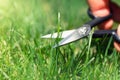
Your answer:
[0,0,120,80]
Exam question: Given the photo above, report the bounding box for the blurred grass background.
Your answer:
[0,0,120,80]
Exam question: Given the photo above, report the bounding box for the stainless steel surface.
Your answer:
[41,29,75,38]
[53,25,91,47]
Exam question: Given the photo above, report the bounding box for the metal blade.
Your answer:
[54,25,91,48]
[41,29,76,38]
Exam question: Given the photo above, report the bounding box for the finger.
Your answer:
[114,25,120,52]
[88,0,110,14]
[87,0,113,29]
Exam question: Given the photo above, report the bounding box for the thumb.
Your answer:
[87,0,113,29]
[114,25,120,52]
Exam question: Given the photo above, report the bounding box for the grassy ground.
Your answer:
[0,0,120,80]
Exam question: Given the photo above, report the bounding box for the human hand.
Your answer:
[87,0,120,52]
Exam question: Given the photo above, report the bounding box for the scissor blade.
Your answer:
[41,29,76,38]
[54,25,91,48]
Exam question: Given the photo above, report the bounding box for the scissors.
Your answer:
[42,9,120,48]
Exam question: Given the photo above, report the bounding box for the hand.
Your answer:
[87,0,120,52]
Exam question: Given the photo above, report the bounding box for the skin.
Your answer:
[87,0,120,52]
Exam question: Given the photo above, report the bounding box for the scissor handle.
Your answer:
[112,32,120,43]
[87,9,120,43]
[92,30,120,43]
[87,8,96,19]
[86,8,112,28]
[87,8,112,19]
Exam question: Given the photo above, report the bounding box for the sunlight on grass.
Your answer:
[0,0,11,19]
[0,0,120,80]
[0,0,10,11]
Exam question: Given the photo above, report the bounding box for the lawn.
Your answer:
[0,0,120,80]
